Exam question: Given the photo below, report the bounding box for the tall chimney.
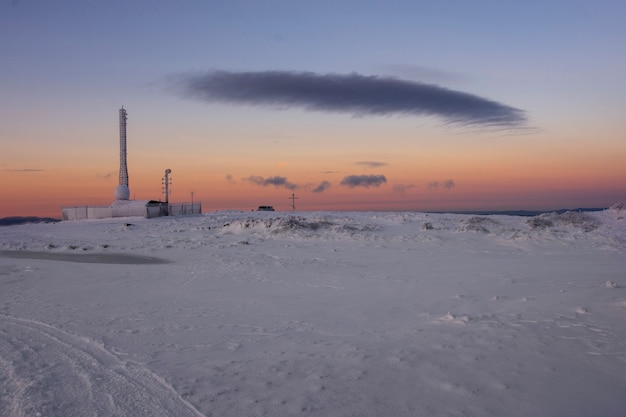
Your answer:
[114,106,131,200]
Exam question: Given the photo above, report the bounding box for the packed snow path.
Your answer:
[1,207,625,416]
[0,315,204,417]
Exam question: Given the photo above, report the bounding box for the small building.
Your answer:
[62,200,169,221]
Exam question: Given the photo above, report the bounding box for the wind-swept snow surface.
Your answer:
[1,208,625,416]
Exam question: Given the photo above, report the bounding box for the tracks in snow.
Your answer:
[0,314,205,417]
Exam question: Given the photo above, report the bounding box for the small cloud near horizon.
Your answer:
[393,184,415,193]
[4,168,44,172]
[428,179,456,190]
[246,175,298,190]
[340,174,387,188]
[97,172,114,180]
[312,181,331,193]
[356,161,388,168]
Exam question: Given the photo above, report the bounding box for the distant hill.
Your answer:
[0,216,61,226]
[429,207,607,217]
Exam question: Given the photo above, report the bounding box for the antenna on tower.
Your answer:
[289,193,298,211]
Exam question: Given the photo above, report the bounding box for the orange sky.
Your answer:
[4,129,624,218]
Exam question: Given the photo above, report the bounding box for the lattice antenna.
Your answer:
[119,107,128,186]
[114,106,131,200]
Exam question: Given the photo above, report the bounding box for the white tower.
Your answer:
[114,106,131,200]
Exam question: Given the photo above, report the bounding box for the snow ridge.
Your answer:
[0,209,623,253]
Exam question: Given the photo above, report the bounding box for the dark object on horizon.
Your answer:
[257,206,275,211]
[0,216,61,226]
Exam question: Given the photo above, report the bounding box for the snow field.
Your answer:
[1,207,625,416]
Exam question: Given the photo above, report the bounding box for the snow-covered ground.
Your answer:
[1,206,625,417]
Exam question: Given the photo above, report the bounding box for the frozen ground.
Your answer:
[1,206,625,417]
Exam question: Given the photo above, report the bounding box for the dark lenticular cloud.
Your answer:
[340,175,387,188]
[173,70,527,129]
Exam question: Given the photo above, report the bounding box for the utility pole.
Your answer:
[289,193,298,212]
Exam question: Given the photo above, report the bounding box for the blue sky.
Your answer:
[5,1,624,103]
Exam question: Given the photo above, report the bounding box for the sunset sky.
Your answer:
[2,0,625,217]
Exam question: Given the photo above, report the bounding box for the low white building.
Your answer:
[62,200,201,221]
[62,200,169,221]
